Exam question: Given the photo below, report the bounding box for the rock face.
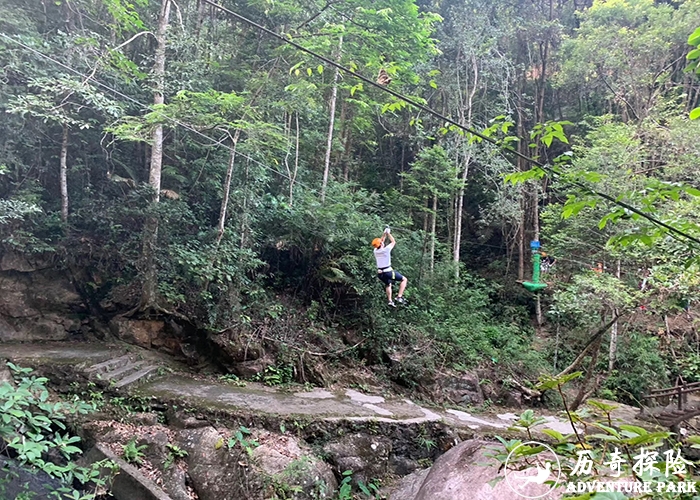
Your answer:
[252,431,338,498]
[0,456,65,498]
[178,426,337,500]
[109,318,166,349]
[387,439,563,500]
[428,371,484,406]
[324,432,393,486]
[0,250,87,341]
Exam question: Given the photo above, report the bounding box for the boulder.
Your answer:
[431,371,484,406]
[175,427,236,500]
[232,355,274,378]
[323,432,392,485]
[209,330,263,363]
[385,468,430,500]
[386,439,563,500]
[161,465,192,500]
[0,362,15,386]
[252,431,337,498]
[178,426,336,500]
[166,408,210,429]
[109,317,166,349]
[0,315,21,341]
[0,456,65,498]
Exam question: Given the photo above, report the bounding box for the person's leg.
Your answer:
[397,276,407,298]
[385,284,393,303]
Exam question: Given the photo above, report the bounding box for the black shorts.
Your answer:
[378,270,405,286]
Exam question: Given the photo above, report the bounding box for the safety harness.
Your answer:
[378,266,396,281]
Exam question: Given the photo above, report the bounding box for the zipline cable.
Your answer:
[200,0,700,247]
[4,36,684,280]
[3,27,700,247]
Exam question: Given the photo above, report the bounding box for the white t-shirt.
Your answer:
[374,242,394,269]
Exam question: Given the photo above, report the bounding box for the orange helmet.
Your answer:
[371,238,382,248]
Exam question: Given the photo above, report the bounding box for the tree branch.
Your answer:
[556,315,619,379]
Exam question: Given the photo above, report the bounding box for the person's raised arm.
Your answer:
[384,227,395,247]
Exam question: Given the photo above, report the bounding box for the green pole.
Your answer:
[522,240,547,292]
[532,252,541,283]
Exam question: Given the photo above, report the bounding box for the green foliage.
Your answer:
[0,199,41,226]
[0,363,115,499]
[334,469,381,499]
[163,444,188,470]
[227,426,259,457]
[121,439,147,465]
[603,333,667,403]
[255,364,295,387]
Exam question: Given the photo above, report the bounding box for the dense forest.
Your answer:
[3,0,700,410]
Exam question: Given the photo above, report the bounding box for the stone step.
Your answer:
[85,355,132,374]
[102,360,149,382]
[114,365,160,389]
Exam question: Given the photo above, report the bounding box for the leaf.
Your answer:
[690,107,700,120]
[618,424,648,436]
[687,48,700,60]
[317,65,323,74]
[541,429,566,442]
[689,27,700,46]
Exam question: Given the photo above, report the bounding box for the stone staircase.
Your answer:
[85,354,161,390]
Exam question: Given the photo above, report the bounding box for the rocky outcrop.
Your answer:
[207,330,272,377]
[109,318,165,349]
[0,250,87,341]
[0,456,65,499]
[178,426,336,500]
[387,439,563,500]
[425,371,485,406]
[323,432,393,485]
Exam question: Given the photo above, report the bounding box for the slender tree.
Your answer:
[139,0,171,311]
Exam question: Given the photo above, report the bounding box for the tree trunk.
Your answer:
[140,0,170,310]
[284,112,300,206]
[571,336,603,411]
[516,91,527,282]
[321,36,342,202]
[195,0,207,39]
[59,124,69,224]
[533,182,543,325]
[609,260,621,372]
[453,55,479,280]
[518,196,525,281]
[241,158,250,249]
[216,130,240,246]
[430,193,437,274]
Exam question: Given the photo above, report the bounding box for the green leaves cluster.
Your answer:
[0,363,115,499]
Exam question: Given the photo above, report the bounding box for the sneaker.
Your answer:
[388,301,396,308]
[396,296,406,304]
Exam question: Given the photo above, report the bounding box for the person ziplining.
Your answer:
[372,227,408,307]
